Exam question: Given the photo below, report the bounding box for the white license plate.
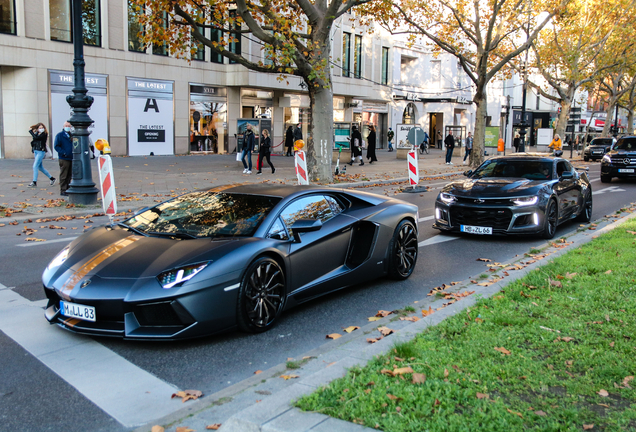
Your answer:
[60,301,96,322]
[461,225,492,235]
[618,169,634,173]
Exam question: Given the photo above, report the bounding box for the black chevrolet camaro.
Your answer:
[42,184,419,340]
[433,155,592,238]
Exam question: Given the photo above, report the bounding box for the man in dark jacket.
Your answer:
[241,124,255,174]
[54,121,73,196]
[294,123,303,142]
[444,130,455,164]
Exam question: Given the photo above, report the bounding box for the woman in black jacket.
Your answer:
[285,126,294,156]
[257,129,275,174]
[28,122,55,188]
[366,125,377,164]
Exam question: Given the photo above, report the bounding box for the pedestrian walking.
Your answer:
[513,133,520,152]
[444,130,455,164]
[387,127,394,152]
[285,126,294,156]
[28,122,56,188]
[241,124,255,174]
[437,129,443,149]
[463,131,473,164]
[349,125,364,166]
[366,125,377,164]
[256,129,275,175]
[53,121,73,196]
[549,134,563,156]
[294,123,303,142]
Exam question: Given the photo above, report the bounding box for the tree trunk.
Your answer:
[555,99,571,140]
[602,102,615,136]
[306,82,334,183]
[628,109,634,135]
[471,89,487,167]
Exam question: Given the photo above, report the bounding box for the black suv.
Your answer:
[583,137,614,161]
[600,136,636,182]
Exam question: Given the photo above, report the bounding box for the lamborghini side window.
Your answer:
[279,195,334,238]
[325,195,344,214]
[267,218,289,240]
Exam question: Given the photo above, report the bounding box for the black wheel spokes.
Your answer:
[396,225,418,275]
[548,204,557,234]
[246,262,284,328]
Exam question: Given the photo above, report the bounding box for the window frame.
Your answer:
[152,11,169,56]
[228,10,241,64]
[353,34,362,79]
[210,27,223,64]
[192,24,206,61]
[342,32,351,78]
[127,0,146,53]
[381,47,389,85]
[0,0,17,35]
[82,0,101,47]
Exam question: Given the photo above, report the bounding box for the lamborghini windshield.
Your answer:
[123,192,281,238]
[471,160,553,180]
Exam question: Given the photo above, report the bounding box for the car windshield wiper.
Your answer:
[116,222,147,236]
[147,231,199,239]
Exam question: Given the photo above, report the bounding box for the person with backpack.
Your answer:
[349,125,364,166]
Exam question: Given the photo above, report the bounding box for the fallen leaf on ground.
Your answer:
[343,326,360,333]
[623,376,634,387]
[476,393,489,399]
[151,426,164,432]
[421,307,435,317]
[367,336,383,343]
[412,373,426,384]
[535,410,547,416]
[494,347,511,355]
[387,393,402,402]
[280,374,299,380]
[507,408,523,418]
[400,316,420,322]
[376,310,392,317]
[367,316,382,322]
[378,326,394,336]
[444,368,449,377]
[549,279,562,288]
[565,272,577,279]
[254,370,262,375]
[326,333,342,340]
[393,366,415,376]
[583,425,594,430]
[598,389,609,397]
[171,390,203,403]
[176,427,194,432]
[477,258,492,262]
[605,270,612,274]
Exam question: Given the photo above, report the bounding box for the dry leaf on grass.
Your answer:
[476,393,489,399]
[171,390,203,403]
[387,393,402,402]
[494,347,511,355]
[412,373,426,384]
[507,408,523,418]
[326,333,342,340]
[535,410,547,416]
[583,425,594,430]
[598,389,609,397]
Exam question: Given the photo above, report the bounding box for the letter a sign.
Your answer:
[144,98,159,112]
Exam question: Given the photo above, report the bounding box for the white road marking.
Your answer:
[0,283,182,428]
[593,186,626,195]
[16,236,78,247]
[418,235,459,247]
[418,215,435,222]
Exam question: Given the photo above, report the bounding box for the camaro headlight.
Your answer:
[158,262,210,289]
[512,196,539,206]
[602,155,611,163]
[439,192,457,204]
[47,247,70,270]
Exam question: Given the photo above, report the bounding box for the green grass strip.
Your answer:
[297,220,636,431]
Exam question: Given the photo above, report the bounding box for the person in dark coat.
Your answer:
[513,133,520,152]
[285,126,294,156]
[366,125,377,163]
[444,130,455,164]
[257,129,275,175]
[28,122,56,188]
[241,124,255,174]
[349,125,364,166]
[293,123,303,141]
[54,121,73,196]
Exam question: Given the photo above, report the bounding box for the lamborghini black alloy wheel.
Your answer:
[389,220,418,280]
[238,257,286,332]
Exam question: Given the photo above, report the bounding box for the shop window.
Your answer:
[353,34,362,79]
[192,25,205,61]
[342,32,351,77]
[210,28,223,63]
[50,0,101,45]
[0,0,16,35]
[127,0,146,52]
[153,11,169,56]
[381,47,389,85]
[229,10,241,64]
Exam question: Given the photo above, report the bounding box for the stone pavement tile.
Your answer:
[309,417,374,432]
[298,356,365,389]
[262,407,327,432]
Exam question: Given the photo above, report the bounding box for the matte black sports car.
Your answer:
[433,155,592,238]
[583,137,614,161]
[42,185,419,339]
[601,136,636,182]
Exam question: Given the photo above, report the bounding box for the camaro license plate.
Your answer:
[60,301,96,322]
[461,225,492,235]
[618,169,634,173]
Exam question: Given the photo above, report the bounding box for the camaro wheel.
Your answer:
[237,257,286,333]
[542,199,558,239]
[388,220,418,280]
[575,190,593,223]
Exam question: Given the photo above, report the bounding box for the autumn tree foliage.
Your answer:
[528,0,636,139]
[130,0,372,182]
[362,0,565,166]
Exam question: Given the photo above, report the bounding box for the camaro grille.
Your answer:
[450,207,512,230]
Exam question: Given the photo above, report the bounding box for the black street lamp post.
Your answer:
[612,104,619,138]
[66,0,98,205]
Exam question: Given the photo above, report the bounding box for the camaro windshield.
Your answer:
[614,138,636,151]
[122,192,281,238]
[471,160,553,180]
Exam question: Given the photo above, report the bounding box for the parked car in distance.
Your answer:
[433,154,592,239]
[601,136,636,182]
[583,137,614,161]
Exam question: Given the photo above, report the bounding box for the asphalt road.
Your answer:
[1,164,635,431]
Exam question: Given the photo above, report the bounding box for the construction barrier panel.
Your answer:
[407,150,419,186]
[295,151,309,185]
[97,155,117,216]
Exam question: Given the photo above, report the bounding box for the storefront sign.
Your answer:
[396,124,417,149]
[49,70,108,159]
[127,78,174,156]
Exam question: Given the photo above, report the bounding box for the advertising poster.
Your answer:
[334,122,351,149]
[484,126,500,147]
[236,119,260,152]
[396,124,416,148]
[127,78,174,156]
[49,71,108,159]
[537,128,554,146]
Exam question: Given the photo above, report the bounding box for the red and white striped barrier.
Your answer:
[295,151,309,185]
[97,155,117,217]
[407,150,419,186]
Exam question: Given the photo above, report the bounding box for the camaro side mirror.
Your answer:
[560,171,574,180]
[290,219,323,243]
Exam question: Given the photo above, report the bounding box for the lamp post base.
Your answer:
[67,187,99,205]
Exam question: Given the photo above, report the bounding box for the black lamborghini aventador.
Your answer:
[42,184,419,339]
[433,154,592,238]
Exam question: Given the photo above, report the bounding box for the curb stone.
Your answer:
[139,206,636,432]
